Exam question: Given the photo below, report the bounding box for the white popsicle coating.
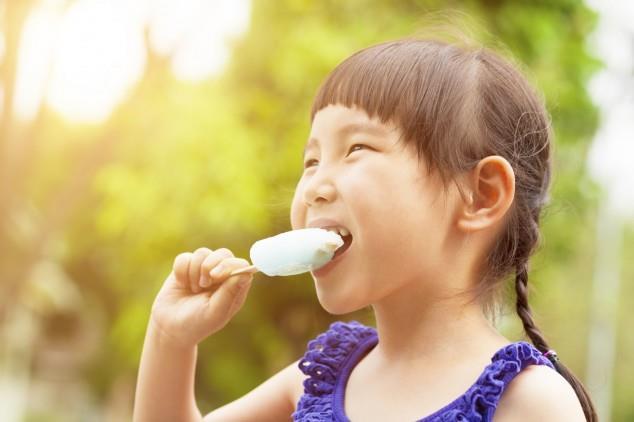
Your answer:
[250,228,344,276]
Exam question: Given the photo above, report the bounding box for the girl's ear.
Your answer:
[456,155,515,233]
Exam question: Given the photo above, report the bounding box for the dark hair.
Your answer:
[309,37,597,421]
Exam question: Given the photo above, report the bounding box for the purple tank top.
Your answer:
[292,320,555,421]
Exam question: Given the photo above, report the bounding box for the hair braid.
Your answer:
[515,214,598,422]
[514,261,549,351]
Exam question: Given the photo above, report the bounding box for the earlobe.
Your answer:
[456,155,515,233]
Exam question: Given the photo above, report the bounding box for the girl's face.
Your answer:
[290,104,459,314]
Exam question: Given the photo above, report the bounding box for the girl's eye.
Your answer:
[303,144,370,169]
[303,159,318,169]
[348,144,368,155]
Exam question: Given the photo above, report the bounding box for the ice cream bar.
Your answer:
[249,228,344,276]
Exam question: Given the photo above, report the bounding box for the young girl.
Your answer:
[133,36,597,421]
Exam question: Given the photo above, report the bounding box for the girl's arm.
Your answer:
[202,358,302,422]
[133,319,201,422]
[133,247,254,421]
[133,247,302,421]
[134,317,302,422]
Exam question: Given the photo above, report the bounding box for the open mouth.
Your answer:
[333,234,353,259]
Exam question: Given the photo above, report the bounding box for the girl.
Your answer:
[134,36,597,421]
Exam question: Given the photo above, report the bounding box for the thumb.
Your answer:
[207,274,252,321]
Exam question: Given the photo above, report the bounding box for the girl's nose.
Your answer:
[303,167,337,206]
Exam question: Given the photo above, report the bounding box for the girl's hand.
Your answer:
[150,247,253,348]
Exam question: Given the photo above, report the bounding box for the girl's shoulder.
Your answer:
[404,341,565,421]
[492,363,586,421]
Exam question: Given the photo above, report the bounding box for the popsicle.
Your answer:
[229,228,344,277]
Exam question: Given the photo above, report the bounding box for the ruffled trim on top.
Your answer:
[419,341,556,422]
[481,341,556,406]
[292,320,555,422]
[292,320,377,421]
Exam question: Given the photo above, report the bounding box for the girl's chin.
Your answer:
[315,288,369,315]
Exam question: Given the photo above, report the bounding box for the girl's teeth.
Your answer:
[323,226,350,237]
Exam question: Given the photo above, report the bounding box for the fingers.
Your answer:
[187,248,212,293]
[207,257,251,284]
[206,268,253,323]
[172,248,249,293]
[200,248,233,288]
[173,252,193,288]
[225,272,252,315]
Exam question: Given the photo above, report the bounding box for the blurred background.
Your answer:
[0,0,632,421]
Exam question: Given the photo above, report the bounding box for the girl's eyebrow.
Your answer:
[302,122,386,159]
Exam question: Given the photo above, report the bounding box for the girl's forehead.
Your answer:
[310,105,399,139]
[305,105,406,159]
[312,104,386,126]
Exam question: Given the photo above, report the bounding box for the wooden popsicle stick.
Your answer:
[229,264,259,277]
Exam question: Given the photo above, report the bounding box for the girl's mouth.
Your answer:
[333,234,353,259]
[313,233,353,277]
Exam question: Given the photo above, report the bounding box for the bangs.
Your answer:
[309,38,484,185]
[310,40,421,128]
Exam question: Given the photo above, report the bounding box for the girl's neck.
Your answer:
[370,285,509,367]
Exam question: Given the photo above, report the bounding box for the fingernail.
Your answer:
[210,265,223,277]
[200,276,210,288]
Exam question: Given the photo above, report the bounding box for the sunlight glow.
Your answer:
[148,0,250,81]
[47,0,146,123]
[13,3,59,122]
[13,0,251,124]
[0,31,5,61]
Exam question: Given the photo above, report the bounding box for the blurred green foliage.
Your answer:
[2,0,633,420]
